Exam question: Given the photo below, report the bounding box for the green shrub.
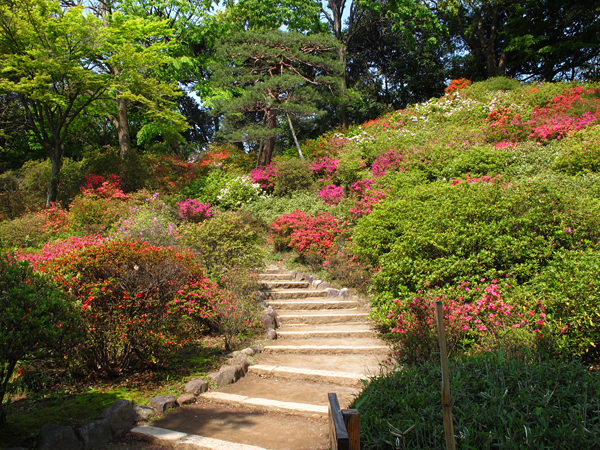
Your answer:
[442,145,513,179]
[354,354,600,450]
[511,249,600,360]
[242,190,344,224]
[335,145,367,186]
[353,179,600,304]
[553,126,600,175]
[272,158,313,197]
[463,76,523,101]
[179,210,266,280]
[217,174,266,209]
[0,255,82,424]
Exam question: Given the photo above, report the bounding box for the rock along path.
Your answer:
[133,266,388,450]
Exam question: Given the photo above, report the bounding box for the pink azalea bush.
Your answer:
[318,185,344,205]
[309,156,339,181]
[177,198,212,222]
[449,174,502,186]
[388,282,551,363]
[250,163,277,191]
[372,149,407,177]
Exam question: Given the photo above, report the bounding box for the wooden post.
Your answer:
[434,301,456,450]
[328,393,349,450]
[342,409,360,450]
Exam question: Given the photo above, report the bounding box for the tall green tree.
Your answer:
[92,0,188,158]
[0,0,108,205]
[211,30,341,166]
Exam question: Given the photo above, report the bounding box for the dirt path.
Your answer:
[133,266,387,450]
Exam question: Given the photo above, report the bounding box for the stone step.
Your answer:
[202,375,359,419]
[260,281,310,289]
[258,273,295,281]
[257,353,384,377]
[132,426,270,450]
[261,289,328,300]
[143,397,331,450]
[264,268,289,274]
[266,299,359,310]
[263,337,388,355]
[276,324,375,339]
[278,310,369,325]
[249,364,368,387]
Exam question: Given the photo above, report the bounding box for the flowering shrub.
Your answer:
[217,175,265,209]
[81,174,128,199]
[269,209,310,251]
[527,87,600,142]
[349,190,387,219]
[485,106,528,143]
[270,211,346,265]
[309,156,339,181]
[199,144,254,171]
[250,163,278,192]
[176,198,212,223]
[15,235,105,270]
[0,254,82,423]
[445,78,472,94]
[449,173,502,186]
[31,239,218,377]
[372,149,406,178]
[388,282,550,364]
[144,155,199,194]
[349,179,375,196]
[318,185,344,205]
[112,193,179,247]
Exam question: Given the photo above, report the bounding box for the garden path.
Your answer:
[134,265,387,449]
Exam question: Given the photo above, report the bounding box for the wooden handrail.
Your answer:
[328,393,360,450]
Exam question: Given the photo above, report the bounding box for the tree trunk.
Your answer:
[260,109,276,167]
[46,148,63,207]
[337,46,349,129]
[116,91,132,159]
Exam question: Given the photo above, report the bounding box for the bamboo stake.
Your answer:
[286,112,305,161]
[434,301,456,450]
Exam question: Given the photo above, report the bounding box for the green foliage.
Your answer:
[242,190,343,224]
[273,158,313,197]
[354,354,600,449]
[463,76,523,100]
[353,179,600,303]
[0,212,54,250]
[335,145,367,186]
[0,255,81,424]
[179,210,266,280]
[216,175,265,209]
[513,249,600,360]
[553,126,600,175]
[442,145,512,178]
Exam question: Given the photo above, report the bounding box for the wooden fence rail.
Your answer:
[328,393,360,450]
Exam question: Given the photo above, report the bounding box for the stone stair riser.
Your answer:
[265,300,358,310]
[278,314,369,325]
[263,345,388,355]
[276,330,375,339]
[258,274,295,281]
[248,365,367,387]
[260,281,310,289]
[261,290,328,300]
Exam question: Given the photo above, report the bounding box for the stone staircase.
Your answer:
[133,266,388,450]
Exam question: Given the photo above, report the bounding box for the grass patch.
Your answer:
[353,353,600,449]
[0,339,237,449]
